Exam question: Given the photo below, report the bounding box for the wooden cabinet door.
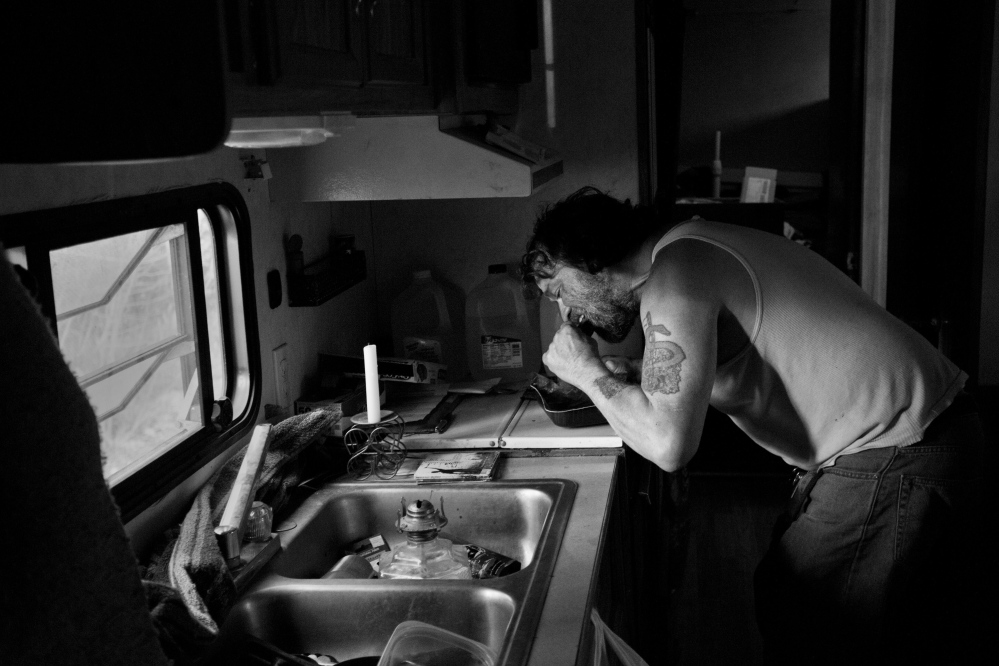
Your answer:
[273,0,366,88]
[364,0,426,85]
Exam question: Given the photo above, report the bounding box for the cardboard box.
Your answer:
[320,353,447,384]
[295,382,385,437]
[741,166,778,203]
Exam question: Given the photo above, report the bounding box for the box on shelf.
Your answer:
[320,353,447,385]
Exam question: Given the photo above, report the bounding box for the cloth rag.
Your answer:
[143,407,341,663]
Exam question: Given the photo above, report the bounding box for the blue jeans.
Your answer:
[754,393,987,665]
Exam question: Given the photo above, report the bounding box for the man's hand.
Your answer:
[600,355,642,383]
[542,322,606,388]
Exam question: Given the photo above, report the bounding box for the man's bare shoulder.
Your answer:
[646,234,756,332]
[646,237,726,296]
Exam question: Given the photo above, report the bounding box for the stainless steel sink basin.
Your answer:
[212,479,577,666]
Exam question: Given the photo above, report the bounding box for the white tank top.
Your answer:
[652,219,967,470]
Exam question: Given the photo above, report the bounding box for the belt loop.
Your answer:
[789,467,807,496]
[789,468,821,518]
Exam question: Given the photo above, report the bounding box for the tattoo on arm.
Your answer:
[595,375,629,400]
[641,312,686,395]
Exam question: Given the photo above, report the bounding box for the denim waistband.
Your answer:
[796,391,983,478]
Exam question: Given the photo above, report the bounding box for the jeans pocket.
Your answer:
[894,474,978,564]
[800,470,877,527]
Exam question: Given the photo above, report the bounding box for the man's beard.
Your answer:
[579,275,640,343]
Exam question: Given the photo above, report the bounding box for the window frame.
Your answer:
[0,183,261,522]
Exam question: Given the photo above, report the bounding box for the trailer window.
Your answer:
[0,183,260,520]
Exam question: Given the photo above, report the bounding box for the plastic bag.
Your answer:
[590,608,650,666]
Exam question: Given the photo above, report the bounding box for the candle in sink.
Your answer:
[363,344,380,423]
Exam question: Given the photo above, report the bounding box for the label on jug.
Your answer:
[480,335,523,369]
[402,336,443,364]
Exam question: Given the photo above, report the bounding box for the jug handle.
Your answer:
[506,279,529,323]
[432,288,451,330]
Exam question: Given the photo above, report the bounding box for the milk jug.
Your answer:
[465,264,541,383]
[390,270,461,376]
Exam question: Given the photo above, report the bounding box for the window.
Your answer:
[0,183,260,521]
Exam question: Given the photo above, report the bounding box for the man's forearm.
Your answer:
[584,370,700,472]
[594,374,630,399]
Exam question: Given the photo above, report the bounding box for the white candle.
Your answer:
[712,131,723,198]
[363,344,380,423]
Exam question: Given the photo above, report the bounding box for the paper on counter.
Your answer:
[448,378,501,394]
[385,383,450,422]
[413,451,500,482]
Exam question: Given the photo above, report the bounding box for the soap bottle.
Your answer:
[378,498,471,580]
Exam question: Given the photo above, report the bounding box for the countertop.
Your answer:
[492,452,621,666]
[404,393,623,450]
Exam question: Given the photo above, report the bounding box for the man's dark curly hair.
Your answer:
[521,186,656,297]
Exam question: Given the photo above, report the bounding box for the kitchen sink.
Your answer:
[211,479,577,666]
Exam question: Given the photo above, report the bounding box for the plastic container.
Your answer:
[465,264,541,383]
[320,554,377,580]
[391,270,463,378]
[377,621,496,666]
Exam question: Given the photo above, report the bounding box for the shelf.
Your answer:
[287,249,367,307]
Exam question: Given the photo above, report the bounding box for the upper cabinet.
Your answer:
[225,0,537,118]
[366,0,427,85]
[268,0,367,89]
[226,0,433,115]
[3,1,228,163]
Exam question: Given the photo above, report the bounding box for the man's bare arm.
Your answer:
[594,374,629,400]
[541,249,719,471]
[640,311,686,395]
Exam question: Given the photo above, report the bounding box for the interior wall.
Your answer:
[0,150,379,555]
[369,0,645,366]
[981,1,999,386]
[677,0,831,174]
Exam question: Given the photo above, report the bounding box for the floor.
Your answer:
[666,473,787,666]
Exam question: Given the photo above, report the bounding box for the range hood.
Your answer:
[248,115,562,201]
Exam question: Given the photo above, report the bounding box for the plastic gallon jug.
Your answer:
[391,270,462,376]
[465,264,541,383]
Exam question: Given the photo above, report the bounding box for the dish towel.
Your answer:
[143,407,342,663]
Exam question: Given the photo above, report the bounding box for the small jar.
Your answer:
[244,501,273,542]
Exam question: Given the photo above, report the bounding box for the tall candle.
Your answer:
[363,344,380,423]
[712,130,723,198]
